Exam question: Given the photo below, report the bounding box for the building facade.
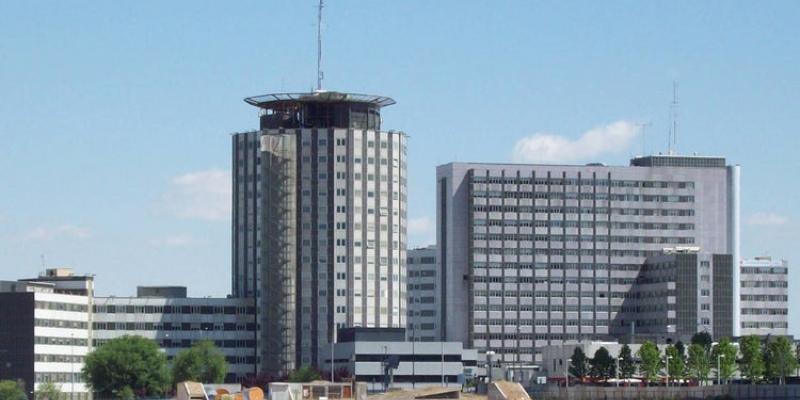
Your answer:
[0,280,91,400]
[406,246,441,342]
[630,251,733,342]
[436,155,740,363]
[93,289,257,382]
[739,256,789,336]
[324,328,477,390]
[232,91,407,374]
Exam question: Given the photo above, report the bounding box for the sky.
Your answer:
[1,1,798,333]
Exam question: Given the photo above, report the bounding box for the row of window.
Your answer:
[742,321,788,329]
[473,234,696,243]
[473,290,624,298]
[471,176,695,188]
[473,191,695,203]
[473,205,696,217]
[741,267,788,275]
[473,262,642,271]
[741,308,788,315]
[94,305,255,315]
[473,248,663,257]
[475,219,694,231]
[34,319,87,329]
[472,276,635,285]
[741,295,788,302]
[35,372,83,384]
[34,301,88,312]
[34,354,84,363]
[474,319,609,327]
[34,336,88,346]
[93,322,256,331]
[740,281,788,288]
[474,304,618,312]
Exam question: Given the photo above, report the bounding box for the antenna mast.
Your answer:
[316,0,324,91]
[636,121,652,156]
[668,81,679,154]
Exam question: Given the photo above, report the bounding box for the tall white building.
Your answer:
[232,91,407,374]
[407,246,441,342]
[436,155,740,363]
[739,256,788,336]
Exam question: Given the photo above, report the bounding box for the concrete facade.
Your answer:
[407,246,441,342]
[436,155,740,363]
[323,328,477,389]
[92,294,257,382]
[739,256,788,336]
[0,280,92,400]
[232,91,407,374]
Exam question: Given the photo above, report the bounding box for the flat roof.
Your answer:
[244,91,395,108]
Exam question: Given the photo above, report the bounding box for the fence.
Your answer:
[527,384,800,400]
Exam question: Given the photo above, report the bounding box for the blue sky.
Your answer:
[1,1,797,333]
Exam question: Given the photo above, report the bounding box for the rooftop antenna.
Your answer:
[40,254,46,270]
[636,121,652,156]
[316,0,324,91]
[668,81,679,155]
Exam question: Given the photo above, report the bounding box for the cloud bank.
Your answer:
[161,168,231,221]
[512,120,639,164]
[746,212,788,227]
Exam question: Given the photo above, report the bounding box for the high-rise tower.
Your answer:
[232,91,407,375]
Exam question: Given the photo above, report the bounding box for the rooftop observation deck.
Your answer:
[244,91,395,130]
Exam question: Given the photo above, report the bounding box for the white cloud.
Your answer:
[161,168,231,221]
[511,120,640,164]
[746,212,788,227]
[149,234,197,248]
[407,216,435,246]
[24,224,91,240]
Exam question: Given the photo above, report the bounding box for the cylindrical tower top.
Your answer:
[244,90,395,130]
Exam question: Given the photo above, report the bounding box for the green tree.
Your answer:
[288,366,321,383]
[35,382,64,400]
[665,344,685,382]
[765,336,798,385]
[739,335,765,384]
[618,344,636,380]
[711,337,738,384]
[172,340,229,384]
[0,380,27,400]
[637,341,662,385]
[568,347,589,380]
[687,343,711,385]
[691,331,713,351]
[82,335,170,398]
[589,347,616,381]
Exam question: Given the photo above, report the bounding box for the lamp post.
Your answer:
[717,354,724,385]
[615,356,621,387]
[566,358,572,389]
[486,351,495,385]
[330,325,336,383]
[665,355,672,388]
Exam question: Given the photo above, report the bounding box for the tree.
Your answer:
[589,347,616,381]
[665,344,685,382]
[711,337,738,384]
[739,335,765,384]
[765,336,798,385]
[637,341,662,385]
[35,382,64,400]
[687,343,711,385]
[172,340,229,384]
[618,344,636,380]
[691,332,713,351]
[568,347,588,380]
[288,366,321,383]
[0,380,27,400]
[82,335,171,398]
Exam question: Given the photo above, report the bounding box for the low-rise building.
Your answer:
[0,276,92,400]
[739,256,788,336]
[93,288,257,382]
[325,328,478,390]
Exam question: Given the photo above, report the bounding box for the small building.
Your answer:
[324,328,477,390]
[739,256,788,336]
